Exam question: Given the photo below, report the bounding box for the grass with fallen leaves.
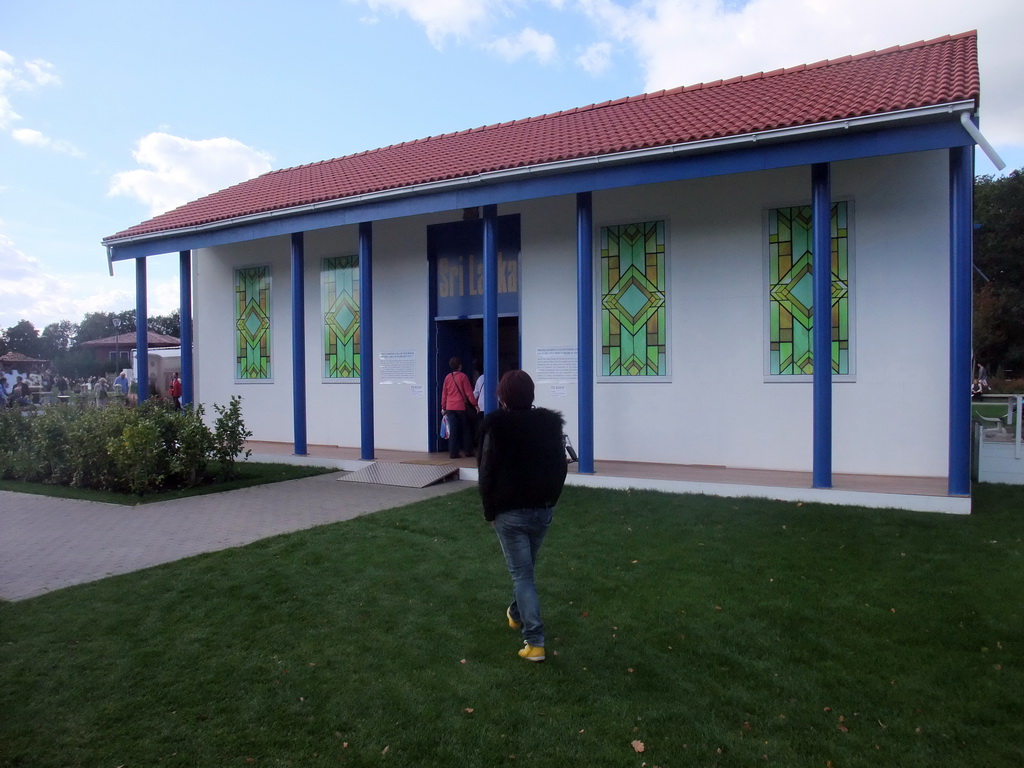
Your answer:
[1,483,1022,767]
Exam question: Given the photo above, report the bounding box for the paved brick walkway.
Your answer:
[0,472,472,601]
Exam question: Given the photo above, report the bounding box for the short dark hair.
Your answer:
[449,356,462,371]
[496,369,535,410]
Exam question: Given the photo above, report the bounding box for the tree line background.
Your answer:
[974,168,1024,379]
[2,169,1022,381]
[0,310,180,379]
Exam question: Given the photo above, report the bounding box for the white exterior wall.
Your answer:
[193,213,451,451]
[193,235,294,444]
[583,151,949,475]
[192,149,950,478]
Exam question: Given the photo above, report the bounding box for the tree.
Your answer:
[75,311,135,345]
[974,168,1024,376]
[149,309,181,338]
[40,320,77,359]
[3,319,42,358]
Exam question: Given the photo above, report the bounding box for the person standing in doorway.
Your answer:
[477,369,568,662]
[473,367,487,414]
[441,357,478,459]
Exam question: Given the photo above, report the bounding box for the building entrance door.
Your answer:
[428,215,520,453]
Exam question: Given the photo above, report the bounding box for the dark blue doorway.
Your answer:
[428,215,521,453]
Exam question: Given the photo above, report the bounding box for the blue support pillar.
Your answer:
[291,233,307,455]
[948,145,973,495]
[178,250,194,407]
[482,204,499,414]
[135,257,149,402]
[359,221,375,460]
[576,192,595,474]
[811,163,832,488]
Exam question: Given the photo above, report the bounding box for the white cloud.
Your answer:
[12,127,83,157]
[577,40,612,75]
[108,132,273,216]
[575,0,1024,150]
[0,49,80,155]
[356,0,494,47]
[0,51,24,129]
[0,233,160,330]
[354,0,564,64]
[23,59,61,88]
[489,27,558,63]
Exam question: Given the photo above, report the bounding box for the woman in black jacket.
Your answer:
[477,370,568,662]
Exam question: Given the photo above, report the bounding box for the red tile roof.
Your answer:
[78,332,180,348]
[106,31,978,242]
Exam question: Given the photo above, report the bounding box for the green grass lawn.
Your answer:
[0,461,335,504]
[973,402,1013,421]
[2,483,1022,767]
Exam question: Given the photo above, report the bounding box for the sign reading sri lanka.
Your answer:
[433,216,520,318]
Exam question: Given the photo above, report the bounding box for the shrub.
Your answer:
[988,377,1024,395]
[0,396,251,495]
[109,417,167,495]
[0,409,36,480]
[66,406,131,490]
[212,395,252,479]
[171,404,214,486]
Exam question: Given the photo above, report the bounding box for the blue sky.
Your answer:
[2,0,1021,332]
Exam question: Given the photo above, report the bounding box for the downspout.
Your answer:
[960,113,1006,171]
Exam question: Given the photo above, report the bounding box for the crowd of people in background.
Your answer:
[0,367,117,408]
[0,366,187,410]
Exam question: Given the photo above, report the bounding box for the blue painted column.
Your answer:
[359,222,375,460]
[135,257,149,402]
[576,192,595,474]
[482,205,499,414]
[178,250,194,407]
[291,233,307,455]
[948,145,973,495]
[811,163,832,488]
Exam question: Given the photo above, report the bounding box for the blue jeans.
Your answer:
[493,507,553,647]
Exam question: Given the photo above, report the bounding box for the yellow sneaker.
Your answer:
[518,643,546,662]
[506,607,522,629]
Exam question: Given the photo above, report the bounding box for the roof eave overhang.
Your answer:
[104,100,978,257]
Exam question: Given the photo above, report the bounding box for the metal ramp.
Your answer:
[338,461,459,488]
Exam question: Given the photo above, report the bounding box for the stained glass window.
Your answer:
[768,202,849,375]
[234,266,272,380]
[600,221,667,377]
[321,255,360,379]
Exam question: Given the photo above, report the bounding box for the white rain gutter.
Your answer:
[959,112,1006,170]
[104,100,979,249]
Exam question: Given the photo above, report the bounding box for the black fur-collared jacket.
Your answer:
[476,407,568,522]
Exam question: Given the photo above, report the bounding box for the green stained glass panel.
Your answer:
[768,203,849,375]
[321,255,360,378]
[235,266,272,379]
[600,221,667,376]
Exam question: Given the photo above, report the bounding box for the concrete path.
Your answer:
[0,472,473,602]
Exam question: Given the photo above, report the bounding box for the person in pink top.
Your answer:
[441,356,478,459]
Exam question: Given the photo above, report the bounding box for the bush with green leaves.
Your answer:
[211,395,252,479]
[0,395,252,495]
